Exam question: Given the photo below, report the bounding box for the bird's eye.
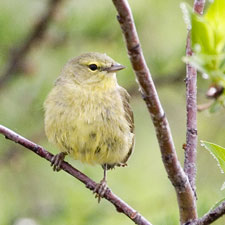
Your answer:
[88,64,98,71]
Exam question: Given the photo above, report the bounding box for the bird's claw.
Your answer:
[93,179,108,203]
[51,152,66,171]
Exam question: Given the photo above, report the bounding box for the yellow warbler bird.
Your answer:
[44,52,134,201]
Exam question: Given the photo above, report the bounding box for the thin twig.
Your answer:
[184,0,205,197]
[197,101,213,112]
[111,0,197,223]
[0,0,64,89]
[195,200,225,225]
[0,125,152,225]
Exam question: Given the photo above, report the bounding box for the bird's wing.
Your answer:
[118,87,135,163]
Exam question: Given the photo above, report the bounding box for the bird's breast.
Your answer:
[44,84,133,165]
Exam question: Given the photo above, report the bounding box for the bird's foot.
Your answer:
[51,152,67,171]
[93,179,108,203]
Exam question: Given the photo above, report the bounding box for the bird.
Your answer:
[44,52,134,202]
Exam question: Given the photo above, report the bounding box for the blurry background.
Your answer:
[0,0,224,224]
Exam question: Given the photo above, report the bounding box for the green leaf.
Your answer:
[201,141,225,173]
[191,14,215,54]
[205,0,225,53]
[205,0,225,28]
[181,0,225,98]
[211,197,225,210]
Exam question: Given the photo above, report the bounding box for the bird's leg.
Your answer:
[51,152,67,172]
[94,164,108,203]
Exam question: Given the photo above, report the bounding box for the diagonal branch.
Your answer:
[196,200,225,225]
[111,0,197,223]
[0,0,64,89]
[0,125,152,225]
[184,0,205,197]
[190,200,225,225]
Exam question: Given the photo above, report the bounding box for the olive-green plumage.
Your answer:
[44,53,134,191]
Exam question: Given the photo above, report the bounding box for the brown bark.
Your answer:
[111,0,197,223]
[184,0,205,198]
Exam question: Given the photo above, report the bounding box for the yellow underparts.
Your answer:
[44,76,133,166]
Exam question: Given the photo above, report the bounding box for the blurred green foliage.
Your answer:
[182,0,225,111]
[0,0,225,225]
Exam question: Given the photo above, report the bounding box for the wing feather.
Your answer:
[118,87,135,163]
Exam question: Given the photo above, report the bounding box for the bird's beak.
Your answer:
[103,64,126,72]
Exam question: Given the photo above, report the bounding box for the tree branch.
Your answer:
[184,0,205,197]
[111,0,197,223]
[189,200,225,225]
[0,125,152,225]
[0,0,64,89]
[195,200,225,225]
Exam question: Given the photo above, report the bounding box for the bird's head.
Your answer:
[60,52,125,85]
